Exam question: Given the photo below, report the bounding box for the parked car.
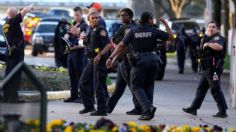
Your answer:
[47,7,73,19]
[0,20,7,62]
[160,18,200,52]
[31,21,58,56]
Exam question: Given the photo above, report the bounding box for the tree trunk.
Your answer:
[212,0,221,26]
[153,0,176,18]
[232,0,236,27]
[224,0,229,38]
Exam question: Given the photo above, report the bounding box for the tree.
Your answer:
[153,0,191,18]
[212,0,222,26]
[127,0,155,19]
[168,0,191,18]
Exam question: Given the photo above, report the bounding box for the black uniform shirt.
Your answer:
[69,19,88,46]
[122,24,169,52]
[2,13,24,48]
[201,34,224,58]
[87,25,110,51]
[113,21,137,44]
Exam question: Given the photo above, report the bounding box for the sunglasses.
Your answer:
[119,14,129,17]
[91,17,98,20]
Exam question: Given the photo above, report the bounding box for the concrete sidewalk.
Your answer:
[1,57,235,129]
[46,57,235,129]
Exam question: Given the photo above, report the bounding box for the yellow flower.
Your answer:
[64,126,73,132]
[25,119,40,127]
[228,128,234,132]
[173,127,180,132]
[139,125,151,132]
[97,130,106,132]
[130,127,137,132]
[204,127,210,132]
[50,119,64,127]
[46,124,51,132]
[127,121,138,127]
[34,119,40,127]
[192,126,201,132]
[181,125,191,132]
[112,126,118,132]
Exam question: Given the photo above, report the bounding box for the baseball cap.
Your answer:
[87,2,102,11]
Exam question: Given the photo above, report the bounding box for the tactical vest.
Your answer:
[200,34,225,72]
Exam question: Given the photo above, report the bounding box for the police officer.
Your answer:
[63,7,88,103]
[107,12,173,120]
[54,18,69,67]
[175,27,191,74]
[79,11,111,116]
[183,21,228,118]
[106,8,142,115]
[87,2,106,28]
[2,5,33,103]
[189,28,201,73]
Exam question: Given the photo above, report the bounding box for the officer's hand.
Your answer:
[69,26,80,36]
[106,58,113,69]
[64,34,69,39]
[159,18,167,24]
[94,53,101,65]
[203,43,209,49]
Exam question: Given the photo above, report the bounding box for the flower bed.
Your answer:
[0,64,70,91]
[0,64,113,92]
[1,118,235,132]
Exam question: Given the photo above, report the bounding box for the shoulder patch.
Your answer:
[125,28,131,34]
[100,30,107,36]
[214,36,220,41]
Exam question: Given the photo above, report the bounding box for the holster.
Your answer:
[85,48,97,59]
[126,53,138,67]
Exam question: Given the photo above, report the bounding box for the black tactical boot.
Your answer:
[182,107,197,116]
[213,112,228,118]
[79,107,95,114]
[90,110,107,116]
[138,106,156,120]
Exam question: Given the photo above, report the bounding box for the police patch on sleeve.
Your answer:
[100,30,107,36]
[214,36,220,41]
[125,28,131,34]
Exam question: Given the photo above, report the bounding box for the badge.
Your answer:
[214,36,220,41]
[100,30,107,36]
